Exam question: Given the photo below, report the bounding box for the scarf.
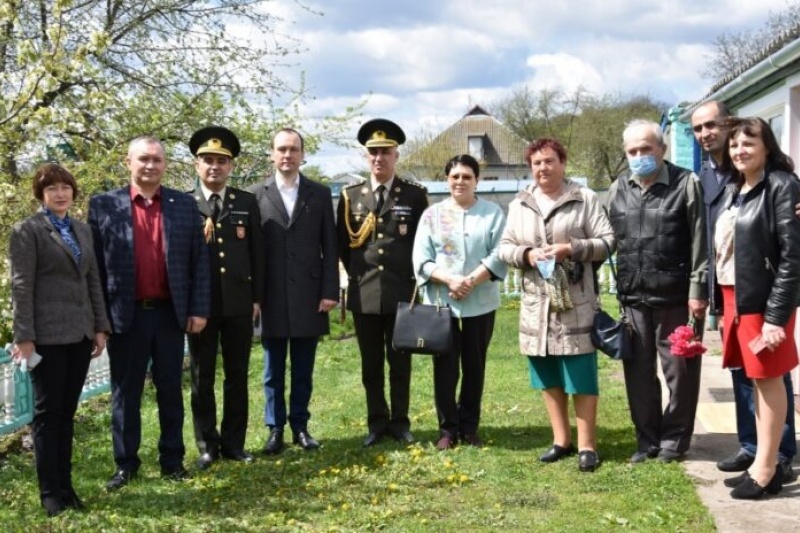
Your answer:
[546,260,576,313]
[45,208,82,265]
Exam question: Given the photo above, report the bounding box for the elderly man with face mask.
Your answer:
[606,119,708,465]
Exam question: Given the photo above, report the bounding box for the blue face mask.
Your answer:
[536,257,556,280]
[628,154,659,176]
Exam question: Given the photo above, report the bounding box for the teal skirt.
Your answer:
[527,352,599,395]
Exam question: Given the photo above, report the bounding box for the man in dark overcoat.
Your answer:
[187,126,265,469]
[248,127,339,454]
[337,119,429,447]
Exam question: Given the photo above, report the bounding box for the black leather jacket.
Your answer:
[712,169,800,326]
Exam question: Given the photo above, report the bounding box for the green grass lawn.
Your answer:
[0,299,714,532]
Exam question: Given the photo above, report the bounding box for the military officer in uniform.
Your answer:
[187,126,264,469]
[337,119,429,447]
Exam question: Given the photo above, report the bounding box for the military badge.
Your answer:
[399,224,408,236]
[237,226,246,239]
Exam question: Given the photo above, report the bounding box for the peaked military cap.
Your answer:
[357,118,406,148]
[189,126,241,158]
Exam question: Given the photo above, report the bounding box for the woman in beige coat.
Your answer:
[499,138,614,472]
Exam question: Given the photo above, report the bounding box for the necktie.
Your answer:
[375,184,385,214]
[210,193,221,220]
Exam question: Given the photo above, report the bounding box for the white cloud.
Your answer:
[524,53,604,94]
[255,0,800,176]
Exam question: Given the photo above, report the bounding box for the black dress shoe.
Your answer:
[630,447,660,464]
[293,430,320,450]
[657,449,685,463]
[460,432,483,447]
[724,471,750,488]
[161,465,191,481]
[363,431,385,447]
[61,487,86,510]
[717,449,755,472]
[780,460,796,483]
[197,452,218,470]
[394,430,415,444]
[41,496,65,517]
[730,467,782,499]
[539,444,576,463]
[263,428,285,455]
[578,450,600,472]
[221,449,254,463]
[105,469,137,492]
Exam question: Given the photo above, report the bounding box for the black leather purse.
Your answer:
[590,240,633,360]
[392,286,453,356]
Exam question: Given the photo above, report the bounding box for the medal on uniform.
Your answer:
[203,216,214,243]
[399,224,408,236]
[237,226,246,239]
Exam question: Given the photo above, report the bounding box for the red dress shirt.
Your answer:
[130,187,170,300]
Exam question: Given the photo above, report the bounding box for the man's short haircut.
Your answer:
[32,163,79,201]
[622,119,665,147]
[128,135,164,156]
[273,127,305,151]
[693,100,732,120]
[713,101,732,118]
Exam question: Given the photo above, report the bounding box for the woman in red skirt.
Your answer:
[713,117,800,499]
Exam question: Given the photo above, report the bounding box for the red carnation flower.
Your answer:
[668,324,706,358]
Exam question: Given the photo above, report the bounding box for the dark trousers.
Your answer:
[733,369,797,462]
[622,304,702,454]
[188,315,253,455]
[434,312,495,437]
[29,339,92,500]
[108,303,185,471]
[262,336,318,433]
[352,312,411,434]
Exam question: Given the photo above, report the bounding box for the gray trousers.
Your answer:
[622,304,702,454]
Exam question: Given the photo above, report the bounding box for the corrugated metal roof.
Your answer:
[702,22,800,99]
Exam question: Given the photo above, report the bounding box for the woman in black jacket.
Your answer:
[714,117,800,499]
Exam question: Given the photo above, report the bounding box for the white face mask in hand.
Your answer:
[536,257,556,280]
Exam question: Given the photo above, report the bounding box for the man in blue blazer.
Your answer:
[89,136,210,491]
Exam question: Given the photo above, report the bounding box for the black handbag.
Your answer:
[590,240,633,360]
[592,307,633,360]
[392,286,453,356]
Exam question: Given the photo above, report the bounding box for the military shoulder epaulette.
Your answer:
[344,181,366,190]
[397,176,427,190]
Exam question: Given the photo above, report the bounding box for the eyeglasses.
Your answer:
[692,120,718,133]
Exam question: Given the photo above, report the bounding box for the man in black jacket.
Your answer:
[607,119,708,464]
[188,126,265,469]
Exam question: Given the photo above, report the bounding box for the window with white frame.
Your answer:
[468,136,484,160]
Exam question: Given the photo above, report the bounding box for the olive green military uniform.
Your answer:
[337,176,428,436]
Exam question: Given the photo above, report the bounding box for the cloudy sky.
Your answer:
[266,0,791,175]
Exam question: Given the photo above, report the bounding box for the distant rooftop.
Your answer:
[701,22,800,99]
